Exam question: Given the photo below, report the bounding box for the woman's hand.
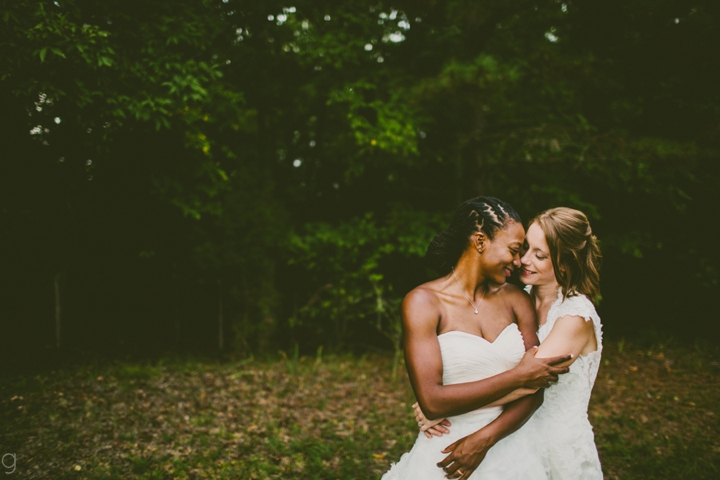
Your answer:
[436,428,496,479]
[413,402,452,438]
[515,346,572,389]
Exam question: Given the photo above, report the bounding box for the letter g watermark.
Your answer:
[1,454,15,475]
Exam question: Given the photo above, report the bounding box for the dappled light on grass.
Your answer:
[1,343,718,479]
[0,355,418,478]
[591,343,720,479]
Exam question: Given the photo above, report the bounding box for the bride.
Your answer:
[382,197,574,480]
[411,207,604,479]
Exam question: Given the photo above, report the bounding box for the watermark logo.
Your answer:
[1,454,15,475]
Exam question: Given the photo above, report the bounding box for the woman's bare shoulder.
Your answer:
[403,279,443,307]
[496,282,532,303]
[496,283,534,318]
[402,280,444,326]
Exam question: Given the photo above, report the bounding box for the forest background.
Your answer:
[1,0,719,367]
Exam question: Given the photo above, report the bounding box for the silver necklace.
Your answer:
[451,267,485,314]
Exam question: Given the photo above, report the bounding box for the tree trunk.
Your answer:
[54,273,62,349]
[174,286,180,347]
[173,263,180,347]
[218,280,224,351]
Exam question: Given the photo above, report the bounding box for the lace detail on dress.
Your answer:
[540,289,603,387]
[524,286,604,479]
[544,289,602,348]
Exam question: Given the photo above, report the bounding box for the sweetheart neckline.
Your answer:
[437,322,518,345]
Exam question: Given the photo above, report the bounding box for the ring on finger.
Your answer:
[456,470,464,477]
[418,421,423,427]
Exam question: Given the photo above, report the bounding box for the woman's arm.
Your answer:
[456,313,594,437]
[414,385,536,436]
[437,302,595,479]
[437,392,544,479]
[479,309,595,408]
[436,289,547,478]
[534,314,596,363]
[482,387,538,407]
[404,287,570,420]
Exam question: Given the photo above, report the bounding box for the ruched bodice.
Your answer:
[383,322,548,480]
[438,324,527,423]
[438,324,526,385]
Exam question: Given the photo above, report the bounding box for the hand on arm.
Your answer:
[436,289,548,478]
[481,294,543,407]
[437,392,544,479]
[437,308,595,479]
[403,289,571,420]
[413,402,452,438]
[403,289,521,419]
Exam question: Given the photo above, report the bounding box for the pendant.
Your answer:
[474,308,478,314]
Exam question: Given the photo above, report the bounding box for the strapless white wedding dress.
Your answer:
[382,323,548,480]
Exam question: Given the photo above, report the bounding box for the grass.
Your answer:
[590,341,720,479]
[1,342,718,479]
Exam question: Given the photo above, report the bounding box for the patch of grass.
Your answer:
[1,343,717,479]
[592,343,720,479]
[116,364,162,381]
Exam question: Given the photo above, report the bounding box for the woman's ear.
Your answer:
[474,233,485,253]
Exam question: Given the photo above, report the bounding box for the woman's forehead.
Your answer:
[497,221,525,243]
[526,223,548,246]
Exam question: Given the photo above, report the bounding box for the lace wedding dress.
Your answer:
[382,323,548,480]
[524,287,604,479]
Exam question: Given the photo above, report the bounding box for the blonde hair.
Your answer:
[530,207,602,302]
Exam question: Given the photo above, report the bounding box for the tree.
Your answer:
[1,0,718,362]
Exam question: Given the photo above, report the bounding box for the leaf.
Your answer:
[39,47,47,62]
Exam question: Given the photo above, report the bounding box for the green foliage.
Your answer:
[1,0,252,218]
[1,0,718,357]
[328,80,420,158]
[288,206,446,349]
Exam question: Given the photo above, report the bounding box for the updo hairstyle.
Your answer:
[425,196,521,274]
[530,207,602,302]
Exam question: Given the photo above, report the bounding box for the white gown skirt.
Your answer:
[382,406,547,480]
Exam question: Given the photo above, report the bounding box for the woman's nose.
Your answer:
[513,253,522,267]
[520,251,531,266]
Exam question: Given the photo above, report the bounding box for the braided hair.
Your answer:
[425,196,522,274]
